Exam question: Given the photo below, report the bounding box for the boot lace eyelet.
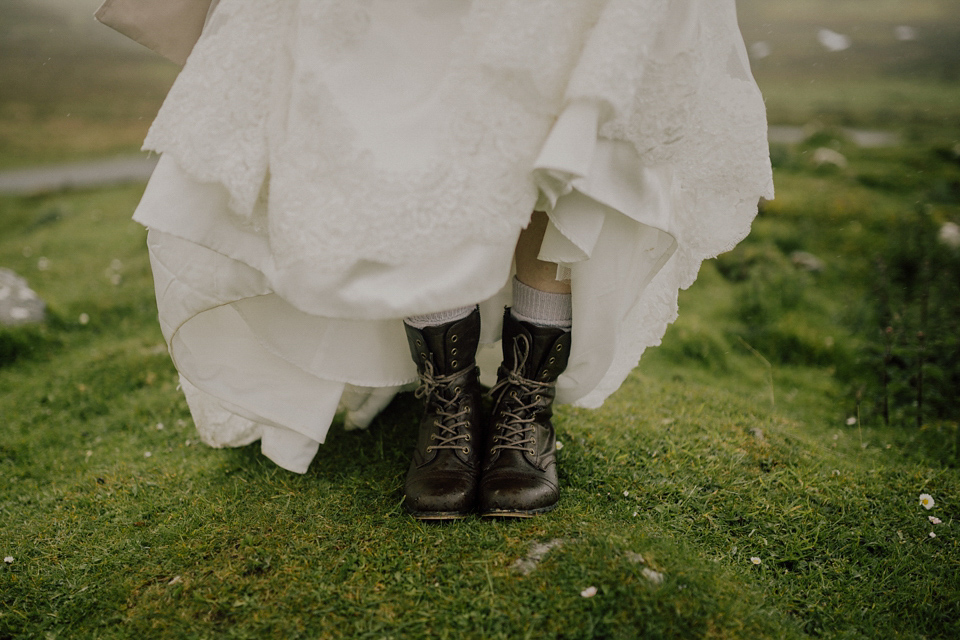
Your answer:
[527,447,535,455]
[451,335,459,343]
[426,445,435,452]
[464,434,471,442]
[415,339,422,347]
[421,352,428,360]
[461,447,470,454]
[451,347,458,356]
[451,360,458,368]
[555,344,563,351]
[548,357,556,364]
[535,394,542,402]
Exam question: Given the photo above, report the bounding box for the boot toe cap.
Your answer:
[480,472,559,516]
[404,472,477,518]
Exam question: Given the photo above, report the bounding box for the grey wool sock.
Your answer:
[511,276,572,329]
[404,305,476,329]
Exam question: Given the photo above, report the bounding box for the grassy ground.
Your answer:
[2,1,960,638]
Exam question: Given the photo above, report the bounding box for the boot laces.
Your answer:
[488,335,552,454]
[415,360,473,452]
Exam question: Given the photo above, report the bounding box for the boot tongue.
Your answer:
[502,311,571,382]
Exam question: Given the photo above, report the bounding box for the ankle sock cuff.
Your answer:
[404,305,476,329]
[511,277,572,329]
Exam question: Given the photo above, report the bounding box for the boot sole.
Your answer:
[481,503,557,518]
[405,507,473,521]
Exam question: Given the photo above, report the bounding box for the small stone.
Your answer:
[0,268,46,326]
[750,41,771,60]
[817,29,851,52]
[791,250,826,273]
[642,568,665,584]
[3,556,13,564]
[812,147,848,169]
[894,25,917,41]
[580,586,597,598]
[625,552,646,564]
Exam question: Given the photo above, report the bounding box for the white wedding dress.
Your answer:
[134,0,773,473]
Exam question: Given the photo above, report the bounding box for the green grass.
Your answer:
[2,164,958,639]
[2,0,960,637]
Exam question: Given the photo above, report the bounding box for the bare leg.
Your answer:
[514,211,571,294]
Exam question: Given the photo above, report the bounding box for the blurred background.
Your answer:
[2,0,958,167]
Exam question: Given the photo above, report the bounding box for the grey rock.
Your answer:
[0,269,46,326]
[791,251,826,273]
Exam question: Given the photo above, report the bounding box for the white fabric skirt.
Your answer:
[135,0,774,473]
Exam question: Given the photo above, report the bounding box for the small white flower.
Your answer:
[846,417,857,426]
[85,450,93,459]
[632,511,639,517]
[555,441,564,451]
[928,516,942,525]
[939,222,960,249]
[832,470,841,476]
[110,259,124,271]
[37,257,50,271]
[110,274,122,286]
[156,423,165,431]
[580,586,597,598]
[750,557,762,565]
[3,556,13,564]
[929,532,937,539]
[623,490,629,497]
[78,313,90,325]
[919,494,935,510]
[144,451,152,458]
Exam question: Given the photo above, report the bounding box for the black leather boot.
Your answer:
[403,308,483,520]
[480,308,571,517]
